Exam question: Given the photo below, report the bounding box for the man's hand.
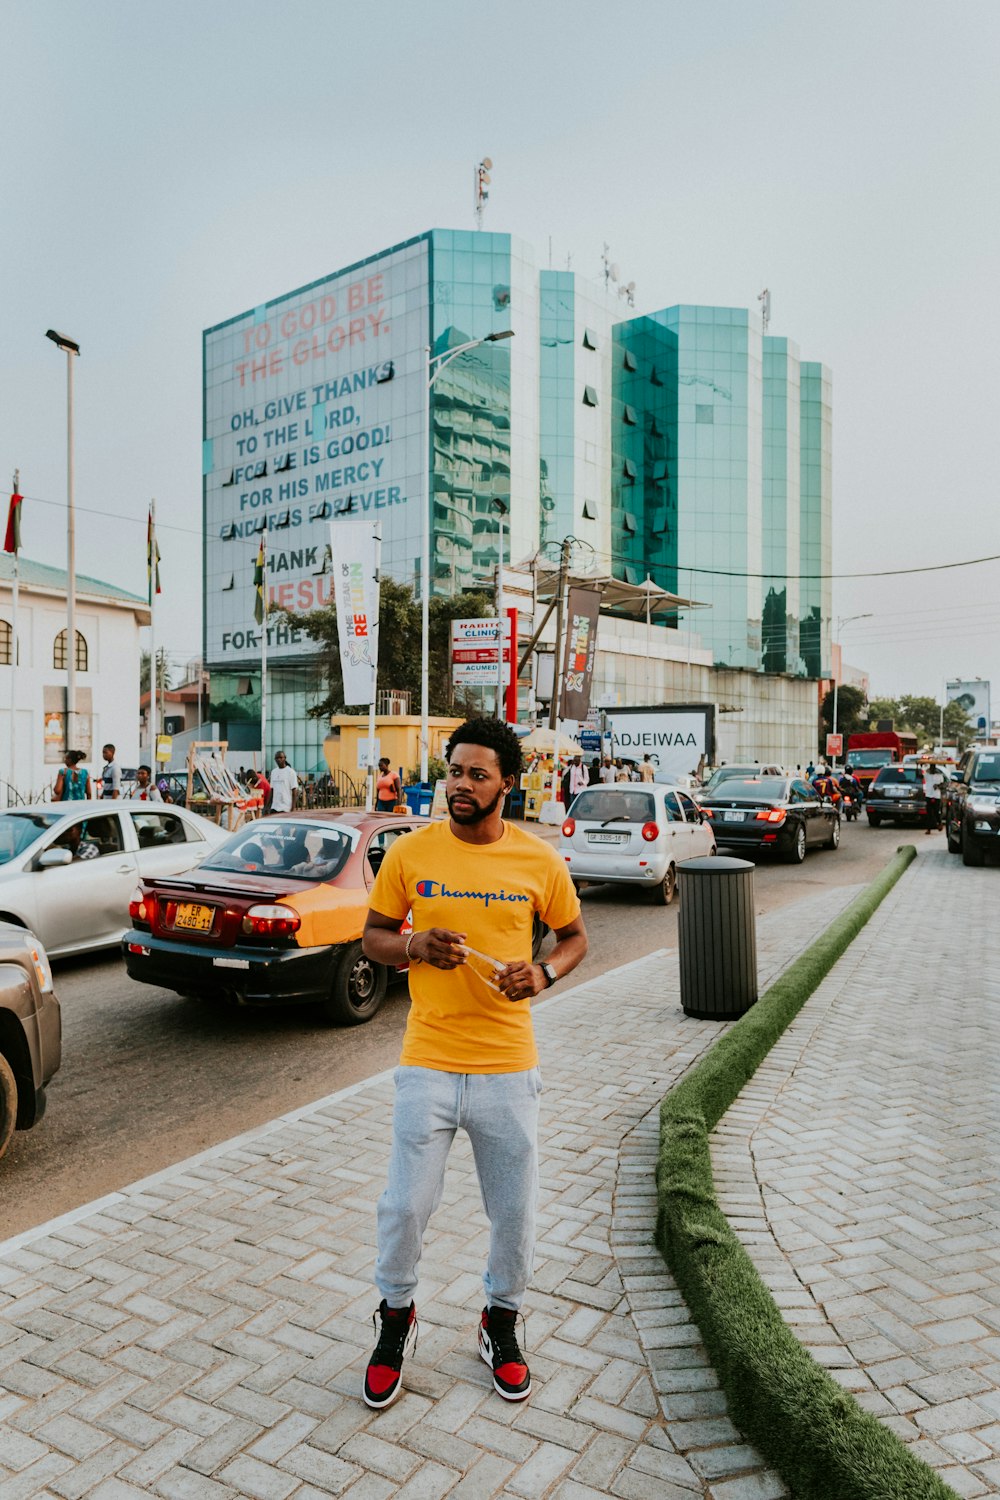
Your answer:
[497,961,546,1002]
[409,927,468,969]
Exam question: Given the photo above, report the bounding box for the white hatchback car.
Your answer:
[0,802,230,958]
[559,782,716,904]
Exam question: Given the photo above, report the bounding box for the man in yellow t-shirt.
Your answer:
[360,717,587,1410]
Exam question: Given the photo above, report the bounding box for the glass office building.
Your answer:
[203,232,832,767]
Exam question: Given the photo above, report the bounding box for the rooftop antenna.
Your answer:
[601,243,620,289]
[619,279,636,308]
[758,287,771,334]
[474,157,492,230]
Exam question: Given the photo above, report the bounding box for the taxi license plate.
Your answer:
[886,787,907,797]
[587,831,626,844]
[724,810,746,821]
[174,903,214,933]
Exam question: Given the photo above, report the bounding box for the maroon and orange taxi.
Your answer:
[122,811,420,1024]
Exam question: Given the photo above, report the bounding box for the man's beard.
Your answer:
[447,785,505,825]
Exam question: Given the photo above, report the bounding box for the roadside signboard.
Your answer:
[826,733,843,758]
[451,616,512,687]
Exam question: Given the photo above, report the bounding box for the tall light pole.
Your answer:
[492,497,508,719]
[831,612,873,765]
[419,328,514,781]
[46,330,81,753]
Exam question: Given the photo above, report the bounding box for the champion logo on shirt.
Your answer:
[415,878,529,907]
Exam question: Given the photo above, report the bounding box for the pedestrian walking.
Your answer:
[639,755,655,783]
[98,744,121,799]
[123,765,162,801]
[924,762,944,833]
[53,750,91,801]
[375,757,402,812]
[361,716,588,1410]
[599,756,615,784]
[615,759,630,783]
[269,750,299,813]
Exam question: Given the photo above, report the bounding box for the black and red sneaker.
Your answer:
[478,1306,531,1401]
[363,1300,417,1410]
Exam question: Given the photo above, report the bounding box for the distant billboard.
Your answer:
[946,679,991,735]
[203,239,428,666]
[605,704,715,783]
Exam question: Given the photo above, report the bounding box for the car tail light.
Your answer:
[755,809,787,824]
[701,807,714,818]
[641,822,659,841]
[241,904,301,939]
[129,886,154,926]
[562,819,576,837]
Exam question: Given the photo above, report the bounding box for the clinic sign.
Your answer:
[203,239,427,665]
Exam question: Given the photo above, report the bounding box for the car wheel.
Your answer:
[785,825,807,864]
[868,814,881,828]
[946,821,962,854]
[531,914,548,960]
[962,839,985,868]
[0,1053,17,1161]
[828,818,841,850]
[653,862,677,906]
[321,941,387,1026]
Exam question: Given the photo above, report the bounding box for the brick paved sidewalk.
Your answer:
[713,848,1000,1498]
[0,886,857,1500]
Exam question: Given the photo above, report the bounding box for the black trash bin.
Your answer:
[677,856,757,1020]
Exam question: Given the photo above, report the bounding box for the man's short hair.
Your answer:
[445,717,522,781]
[103,743,115,753]
[137,764,151,775]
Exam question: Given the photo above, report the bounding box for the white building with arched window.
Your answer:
[0,555,150,800]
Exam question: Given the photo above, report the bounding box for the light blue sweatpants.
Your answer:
[375,1065,542,1312]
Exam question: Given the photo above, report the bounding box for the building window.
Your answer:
[582,328,597,350]
[624,565,640,584]
[624,511,638,533]
[623,404,637,425]
[582,499,598,520]
[652,511,670,535]
[622,458,637,481]
[582,385,599,407]
[0,620,14,666]
[623,350,638,372]
[54,629,88,672]
[696,404,714,423]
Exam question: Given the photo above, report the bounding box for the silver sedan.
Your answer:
[0,802,231,957]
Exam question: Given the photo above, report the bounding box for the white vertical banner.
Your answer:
[331,522,380,706]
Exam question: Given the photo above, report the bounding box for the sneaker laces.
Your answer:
[371,1304,417,1369]
[487,1308,527,1366]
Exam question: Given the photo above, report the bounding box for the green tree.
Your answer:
[820,684,866,737]
[865,697,899,729]
[857,693,972,750]
[140,648,172,695]
[273,578,498,720]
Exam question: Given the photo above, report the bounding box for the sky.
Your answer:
[3,0,999,703]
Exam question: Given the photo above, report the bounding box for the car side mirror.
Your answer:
[37,847,73,869]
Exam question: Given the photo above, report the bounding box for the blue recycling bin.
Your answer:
[404,782,435,817]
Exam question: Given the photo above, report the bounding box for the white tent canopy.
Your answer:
[531,568,708,617]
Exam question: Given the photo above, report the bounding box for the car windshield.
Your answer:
[0,811,64,866]
[707,777,789,801]
[570,789,655,822]
[199,820,357,880]
[874,768,922,785]
[971,754,1000,782]
[705,767,761,791]
[850,749,895,767]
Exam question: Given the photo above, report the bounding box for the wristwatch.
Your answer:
[540,962,558,988]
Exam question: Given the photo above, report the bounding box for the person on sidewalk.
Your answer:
[361,716,588,1410]
[269,750,299,814]
[375,757,402,812]
[122,765,163,801]
[639,754,656,783]
[98,743,121,799]
[924,762,944,833]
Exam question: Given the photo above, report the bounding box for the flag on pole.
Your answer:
[253,535,267,625]
[146,507,161,602]
[3,491,22,555]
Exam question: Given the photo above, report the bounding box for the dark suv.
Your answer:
[866,766,929,828]
[943,748,1000,865]
[0,922,62,1160]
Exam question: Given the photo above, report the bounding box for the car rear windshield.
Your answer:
[971,754,1000,782]
[570,789,655,822]
[850,749,895,767]
[705,767,761,791]
[199,821,357,880]
[708,777,789,801]
[873,768,922,785]
[0,811,64,866]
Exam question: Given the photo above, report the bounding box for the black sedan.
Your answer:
[701,775,840,863]
[865,766,929,828]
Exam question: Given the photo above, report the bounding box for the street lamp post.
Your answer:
[46,330,81,753]
[492,497,508,719]
[831,612,873,766]
[419,329,514,781]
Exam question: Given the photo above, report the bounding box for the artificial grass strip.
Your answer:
[656,846,959,1500]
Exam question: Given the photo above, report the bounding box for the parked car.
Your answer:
[559,782,716,904]
[0,802,231,957]
[701,774,840,862]
[124,811,427,1024]
[943,748,1000,865]
[0,922,61,1161]
[696,764,784,801]
[865,767,929,828]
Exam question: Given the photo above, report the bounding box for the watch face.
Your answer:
[542,963,557,985]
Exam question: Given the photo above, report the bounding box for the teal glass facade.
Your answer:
[538,271,576,553]
[611,316,677,593]
[799,362,832,679]
[761,337,802,675]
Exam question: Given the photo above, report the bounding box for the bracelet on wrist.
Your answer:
[404,931,422,964]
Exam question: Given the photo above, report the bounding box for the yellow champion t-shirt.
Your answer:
[369,819,580,1073]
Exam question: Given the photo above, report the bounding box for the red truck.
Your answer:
[845,731,919,794]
